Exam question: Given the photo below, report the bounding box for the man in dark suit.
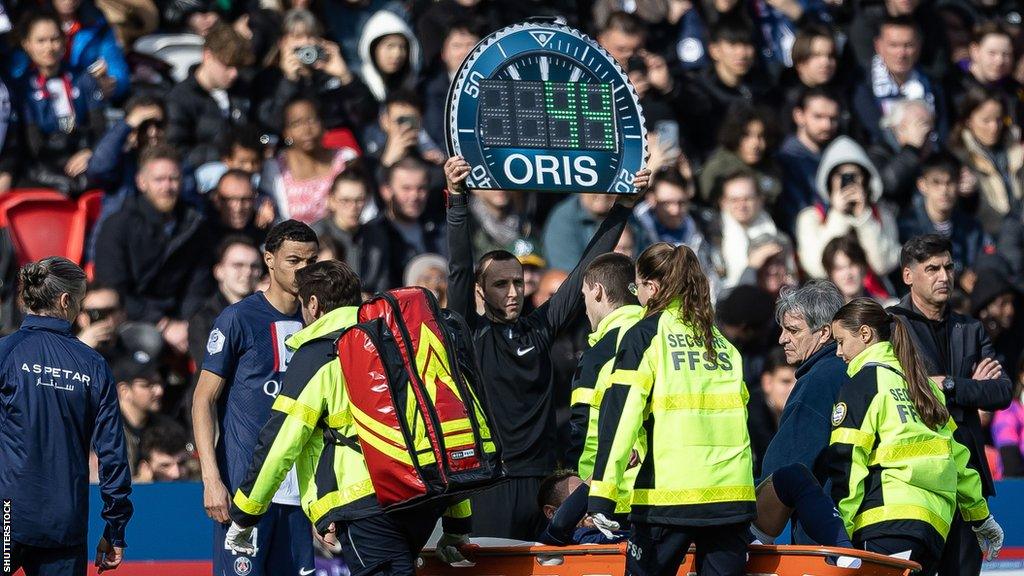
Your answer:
[888,234,1013,576]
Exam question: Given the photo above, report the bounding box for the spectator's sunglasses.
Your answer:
[85,307,117,322]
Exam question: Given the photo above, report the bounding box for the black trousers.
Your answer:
[625,521,749,576]
[863,535,942,575]
[336,506,445,576]
[936,514,982,576]
[470,476,545,540]
[8,543,87,576]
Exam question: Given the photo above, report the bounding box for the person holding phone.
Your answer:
[795,136,901,279]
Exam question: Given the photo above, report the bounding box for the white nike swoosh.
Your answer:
[299,569,316,576]
[516,346,535,356]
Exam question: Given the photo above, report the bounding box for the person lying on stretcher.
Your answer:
[537,464,852,548]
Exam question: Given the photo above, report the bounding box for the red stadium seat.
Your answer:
[3,196,80,266]
[0,188,67,228]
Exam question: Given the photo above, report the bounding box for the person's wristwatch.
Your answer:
[941,376,956,396]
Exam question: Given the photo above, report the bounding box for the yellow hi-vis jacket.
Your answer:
[571,304,645,514]
[828,341,988,551]
[588,299,755,526]
[228,306,471,534]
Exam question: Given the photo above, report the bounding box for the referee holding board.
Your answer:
[0,257,133,576]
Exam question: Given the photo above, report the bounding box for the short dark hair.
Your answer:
[900,234,953,268]
[878,14,920,39]
[822,234,869,276]
[384,155,428,186]
[537,469,578,511]
[265,220,319,254]
[918,150,960,181]
[384,89,422,111]
[716,168,759,203]
[125,94,165,117]
[218,124,264,161]
[762,346,791,375]
[139,420,189,461]
[296,260,362,311]
[214,169,255,197]
[16,9,61,45]
[650,168,691,195]
[215,234,259,265]
[718,103,775,153]
[445,17,483,41]
[584,252,639,307]
[331,161,370,195]
[476,250,520,283]
[710,15,754,45]
[972,21,1013,46]
[796,86,839,111]
[601,11,646,39]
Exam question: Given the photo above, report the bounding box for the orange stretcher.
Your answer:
[419,543,921,576]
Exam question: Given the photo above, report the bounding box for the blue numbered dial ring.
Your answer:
[447,19,647,194]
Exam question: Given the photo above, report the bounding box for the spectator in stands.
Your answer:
[736,233,798,298]
[699,104,782,205]
[518,251,546,314]
[636,169,723,295]
[416,1,499,67]
[46,0,129,98]
[543,192,621,272]
[971,266,1021,369]
[86,94,166,208]
[134,420,191,482]
[362,90,445,179]
[596,9,644,69]
[357,9,420,104]
[76,282,129,361]
[949,88,1024,236]
[0,77,15,194]
[795,136,900,278]
[404,253,448,306]
[748,347,795,478]
[312,166,390,292]
[113,348,167,473]
[716,283,778,385]
[899,152,988,273]
[717,171,779,288]
[373,155,446,286]
[851,16,947,146]
[205,170,267,246]
[187,235,261,387]
[253,8,375,138]
[195,124,265,194]
[467,189,535,256]
[951,23,1021,124]
[777,88,841,229]
[822,235,894,304]
[847,0,950,81]
[13,9,107,196]
[165,23,253,167]
[95,145,213,354]
[160,0,220,35]
[422,19,481,148]
[690,16,777,155]
[870,98,936,205]
[991,374,1024,478]
[264,97,358,223]
[777,24,840,133]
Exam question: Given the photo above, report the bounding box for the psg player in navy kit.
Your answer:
[192,220,319,576]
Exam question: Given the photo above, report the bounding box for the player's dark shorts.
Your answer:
[625,521,749,576]
[213,503,314,576]
[336,503,449,576]
[8,543,87,576]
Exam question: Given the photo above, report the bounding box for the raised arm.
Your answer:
[445,156,477,323]
[543,170,650,334]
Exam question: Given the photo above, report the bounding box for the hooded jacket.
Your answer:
[795,136,900,278]
[358,10,421,103]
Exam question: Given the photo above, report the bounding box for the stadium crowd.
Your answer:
[1,0,1024,564]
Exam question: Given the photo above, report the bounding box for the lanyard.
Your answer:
[35,71,77,133]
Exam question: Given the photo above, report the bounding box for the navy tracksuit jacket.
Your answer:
[0,315,132,548]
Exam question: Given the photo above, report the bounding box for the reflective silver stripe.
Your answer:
[346,526,365,568]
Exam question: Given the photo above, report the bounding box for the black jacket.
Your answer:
[369,213,447,291]
[165,70,251,167]
[311,217,393,294]
[251,67,376,137]
[888,294,1013,496]
[447,193,630,477]
[95,195,214,323]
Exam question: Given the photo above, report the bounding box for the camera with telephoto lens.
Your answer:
[294,44,326,66]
